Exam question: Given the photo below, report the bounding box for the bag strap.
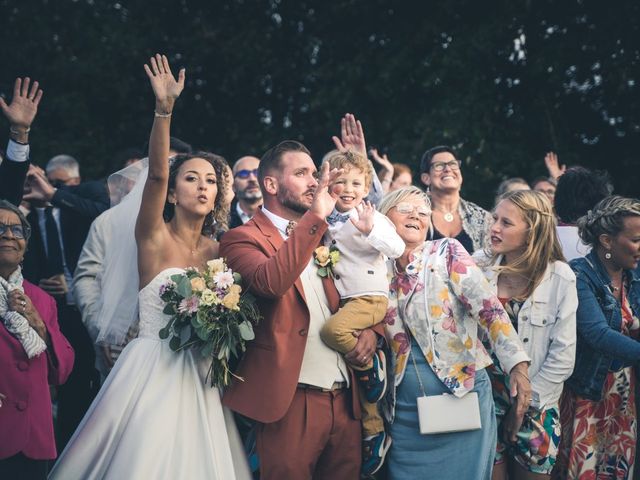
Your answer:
[409,346,427,397]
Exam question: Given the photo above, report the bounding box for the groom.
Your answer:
[220,140,377,479]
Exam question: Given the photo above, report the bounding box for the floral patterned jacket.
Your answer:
[382,238,530,423]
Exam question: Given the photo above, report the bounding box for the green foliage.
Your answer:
[1,0,638,205]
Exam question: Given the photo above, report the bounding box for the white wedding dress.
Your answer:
[49,268,251,480]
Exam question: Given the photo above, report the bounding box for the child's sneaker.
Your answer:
[361,431,392,477]
[354,349,388,403]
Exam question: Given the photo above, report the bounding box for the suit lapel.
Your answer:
[251,210,307,303]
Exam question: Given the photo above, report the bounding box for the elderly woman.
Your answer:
[419,146,493,253]
[378,187,531,479]
[0,200,74,480]
[554,196,640,479]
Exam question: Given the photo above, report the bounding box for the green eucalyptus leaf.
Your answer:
[176,277,193,298]
[238,321,255,340]
[169,336,181,351]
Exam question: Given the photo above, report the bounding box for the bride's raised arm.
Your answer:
[135,54,185,242]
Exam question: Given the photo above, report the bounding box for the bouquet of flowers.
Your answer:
[158,258,261,388]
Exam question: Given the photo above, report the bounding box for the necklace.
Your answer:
[434,208,457,222]
[172,229,201,256]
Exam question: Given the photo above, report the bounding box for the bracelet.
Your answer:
[154,110,172,118]
[10,127,30,135]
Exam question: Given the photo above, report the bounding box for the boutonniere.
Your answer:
[314,245,340,278]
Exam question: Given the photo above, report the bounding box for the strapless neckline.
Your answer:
[139,267,187,294]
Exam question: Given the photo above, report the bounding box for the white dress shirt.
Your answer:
[261,207,348,388]
[236,202,252,224]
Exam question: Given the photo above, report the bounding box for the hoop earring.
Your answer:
[605,252,612,260]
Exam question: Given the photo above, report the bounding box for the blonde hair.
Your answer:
[488,190,564,301]
[322,150,372,187]
[577,195,640,248]
[378,186,431,216]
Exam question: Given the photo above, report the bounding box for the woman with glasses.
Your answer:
[0,200,75,480]
[378,186,531,479]
[420,145,493,254]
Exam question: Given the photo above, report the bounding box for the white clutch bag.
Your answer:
[417,392,482,434]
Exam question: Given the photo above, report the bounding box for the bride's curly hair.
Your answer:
[162,152,231,236]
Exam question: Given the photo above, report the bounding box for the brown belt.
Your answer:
[297,381,347,392]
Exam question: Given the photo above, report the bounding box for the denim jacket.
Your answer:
[567,251,640,400]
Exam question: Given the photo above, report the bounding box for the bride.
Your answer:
[49,55,251,479]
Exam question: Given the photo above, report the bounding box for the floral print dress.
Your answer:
[555,289,639,480]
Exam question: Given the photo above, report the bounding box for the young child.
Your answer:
[319,150,405,476]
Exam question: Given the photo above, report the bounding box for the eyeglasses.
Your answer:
[234,168,259,179]
[430,160,461,172]
[0,223,29,239]
[393,202,431,218]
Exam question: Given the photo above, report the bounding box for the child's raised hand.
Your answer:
[351,201,375,235]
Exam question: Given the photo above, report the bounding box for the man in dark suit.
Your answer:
[220,141,378,479]
[21,156,109,449]
[228,155,262,229]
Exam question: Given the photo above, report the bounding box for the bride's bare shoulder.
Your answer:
[202,236,220,259]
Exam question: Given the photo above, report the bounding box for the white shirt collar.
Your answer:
[236,202,251,224]
[261,207,292,239]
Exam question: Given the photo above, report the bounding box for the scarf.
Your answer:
[0,267,47,358]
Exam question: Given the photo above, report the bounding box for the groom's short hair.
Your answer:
[258,140,310,184]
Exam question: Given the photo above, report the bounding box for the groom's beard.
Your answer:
[277,188,314,214]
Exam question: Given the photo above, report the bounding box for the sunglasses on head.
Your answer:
[234,169,259,179]
[0,223,29,239]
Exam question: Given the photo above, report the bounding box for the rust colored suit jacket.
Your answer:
[220,209,362,423]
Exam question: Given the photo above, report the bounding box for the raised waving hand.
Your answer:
[136,54,186,243]
[332,113,367,158]
[143,54,185,113]
[544,151,566,180]
[0,77,43,143]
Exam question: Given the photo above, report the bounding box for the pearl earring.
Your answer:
[605,252,612,260]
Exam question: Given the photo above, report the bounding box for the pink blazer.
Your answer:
[220,210,365,423]
[0,280,75,460]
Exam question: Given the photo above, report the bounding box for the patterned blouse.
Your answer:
[382,238,530,423]
[427,197,493,253]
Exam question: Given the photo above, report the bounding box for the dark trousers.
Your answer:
[0,453,48,480]
[256,387,361,480]
[55,303,100,449]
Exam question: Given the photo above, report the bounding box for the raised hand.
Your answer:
[351,201,375,235]
[0,77,43,142]
[143,54,185,113]
[332,113,367,158]
[544,151,566,179]
[370,148,393,173]
[310,161,343,219]
[370,147,394,188]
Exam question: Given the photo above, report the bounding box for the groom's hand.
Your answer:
[345,329,376,368]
